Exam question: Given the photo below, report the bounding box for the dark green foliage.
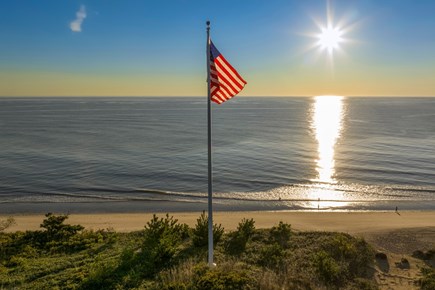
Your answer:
[320,233,375,278]
[158,262,254,290]
[225,218,255,255]
[257,243,287,269]
[270,221,291,248]
[0,231,117,289]
[80,234,142,290]
[0,231,24,260]
[80,250,129,289]
[82,214,190,289]
[313,250,343,285]
[308,233,376,287]
[41,213,84,241]
[420,267,435,290]
[141,214,189,275]
[192,211,224,248]
[237,218,255,237]
[193,264,252,290]
[0,213,378,289]
[27,212,86,253]
[0,213,108,261]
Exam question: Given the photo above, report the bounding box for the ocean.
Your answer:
[1,97,434,213]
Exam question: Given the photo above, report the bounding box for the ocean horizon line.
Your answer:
[1,95,435,99]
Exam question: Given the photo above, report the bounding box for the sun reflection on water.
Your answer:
[308,96,346,209]
[311,96,345,183]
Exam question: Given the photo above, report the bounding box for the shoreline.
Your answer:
[3,210,435,235]
[1,198,434,215]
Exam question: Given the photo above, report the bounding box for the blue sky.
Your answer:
[1,0,434,96]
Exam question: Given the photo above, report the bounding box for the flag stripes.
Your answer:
[209,41,246,104]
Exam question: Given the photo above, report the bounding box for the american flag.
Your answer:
[209,41,247,104]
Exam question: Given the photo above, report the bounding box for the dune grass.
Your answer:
[0,212,403,289]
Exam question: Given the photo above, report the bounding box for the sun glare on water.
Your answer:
[306,96,348,209]
[311,96,345,184]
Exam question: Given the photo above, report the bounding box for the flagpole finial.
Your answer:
[206,20,210,27]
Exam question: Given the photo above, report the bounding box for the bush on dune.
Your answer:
[269,221,291,248]
[141,214,189,274]
[0,213,103,261]
[191,211,224,248]
[0,213,379,290]
[157,219,376,289]
[225,218,255,255]
[157,260,255,290]
[0,214,116,289]
[420,267,435,290]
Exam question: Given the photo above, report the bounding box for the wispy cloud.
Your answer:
[69,5,86,32]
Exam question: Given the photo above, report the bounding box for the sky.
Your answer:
[1,0,434,97]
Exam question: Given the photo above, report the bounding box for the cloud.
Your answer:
[69,5,86,32]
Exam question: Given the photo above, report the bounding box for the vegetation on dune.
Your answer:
[0,213,381,289]
[420,267,435,290]
[418,249,435,290]
[191,211,224,248]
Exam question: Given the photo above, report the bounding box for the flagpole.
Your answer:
[206,20,214,267]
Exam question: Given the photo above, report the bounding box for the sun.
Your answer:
[303,1,360,65]
[317,25,343,54]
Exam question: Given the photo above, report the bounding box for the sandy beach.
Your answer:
[4,210,435,260]
[3,210,434,234]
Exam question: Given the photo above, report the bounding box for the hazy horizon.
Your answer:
[1,95,434,99]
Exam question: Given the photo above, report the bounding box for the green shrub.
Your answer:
[80,222,178,289]
[312,250,344,285]
[192,264,252,290]
[237,218,255,237]
[321,233,374,278]
[420,267,435,290]
[191,211,224,248]
[36,213,88,252]
[0,214,113,263]
[41,213,84,241]
[225,218,255,255]
[19,245,38,258]
[0,214,379,289]
[141,214,189,275]
[225,234,246,256]
[270,221,291,248]
[0,232,20,260]
[0,264,7,276]
[257,243,286,269]
[6,255,26,267]
[81,256,120,289]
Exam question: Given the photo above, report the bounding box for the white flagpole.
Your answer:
[206,20,214,267]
